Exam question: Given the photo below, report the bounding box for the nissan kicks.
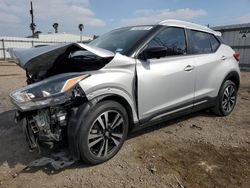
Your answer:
[8,20,240,164]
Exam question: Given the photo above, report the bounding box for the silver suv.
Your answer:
[9,20,240,164]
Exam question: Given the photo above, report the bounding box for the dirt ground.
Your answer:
[0,62,250,188]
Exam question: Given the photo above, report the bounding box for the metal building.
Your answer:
[212,23,250,69]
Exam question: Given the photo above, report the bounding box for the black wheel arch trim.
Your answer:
[213,70,240,109]
[67,93,135,159]
[222,71,240,89]
[92,94,135,131]
[67,101,95,160]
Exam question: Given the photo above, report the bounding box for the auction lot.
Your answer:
[0,62,250,188]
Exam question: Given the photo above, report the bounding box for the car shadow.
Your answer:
[128,109,216,139]
[21,161,92,175]
[0,109,216,175]
[0,110,37,169]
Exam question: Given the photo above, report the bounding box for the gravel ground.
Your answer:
[0,62,250,188]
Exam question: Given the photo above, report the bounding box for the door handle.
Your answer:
[221,56,227,60]
[184,65,195,72]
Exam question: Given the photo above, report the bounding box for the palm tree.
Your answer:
[53,23,59,33]
[78,24,84,42]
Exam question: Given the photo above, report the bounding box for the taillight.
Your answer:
[233,52,240,62]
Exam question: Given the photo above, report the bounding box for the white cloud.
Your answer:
[0,1,24,25]
[0,0,105,36]
[237,13,250,23]
[121,8,207,26]
[33,0,105,27]
[0,12,20,24]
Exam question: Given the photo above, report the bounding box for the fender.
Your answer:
[85,87,139,123]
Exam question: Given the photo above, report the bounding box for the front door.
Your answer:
[136,27,196,121]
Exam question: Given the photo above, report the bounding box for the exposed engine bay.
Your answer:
[20,105,70,152]
[15,83,87,154]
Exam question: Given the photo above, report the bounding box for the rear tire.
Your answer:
[212,80,238,116]
[78,100,129,164]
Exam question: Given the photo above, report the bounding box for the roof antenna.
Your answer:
[30,1,36,38]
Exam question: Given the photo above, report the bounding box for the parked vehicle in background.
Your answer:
[8,20,240,164]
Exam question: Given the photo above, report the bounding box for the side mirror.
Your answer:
[140,46,167,60]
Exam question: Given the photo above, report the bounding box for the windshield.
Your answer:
[89,26,155,55]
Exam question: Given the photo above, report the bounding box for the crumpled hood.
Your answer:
[8,43,114,75]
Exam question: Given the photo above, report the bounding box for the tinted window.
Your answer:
[208,34,220,52]
[147,27,187,56]
[191,30,212,54]
[90,26,154,55]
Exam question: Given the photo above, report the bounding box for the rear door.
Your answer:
[136,27,196,121]
[187,30,222,104]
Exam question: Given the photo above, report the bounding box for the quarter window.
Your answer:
[191,30,212,54]
[208,34,220,52]
[147,27,187,56]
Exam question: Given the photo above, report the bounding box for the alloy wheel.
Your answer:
[222,85,236,113]
[87,110,125,158]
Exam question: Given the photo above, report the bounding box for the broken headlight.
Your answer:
[9,73,89,111]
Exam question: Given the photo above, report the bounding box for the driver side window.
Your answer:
[148,27,187,57]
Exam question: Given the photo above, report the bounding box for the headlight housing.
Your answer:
[9,73,89,111]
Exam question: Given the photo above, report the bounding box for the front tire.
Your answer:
[213,80,238,116]
[78,100,129,164]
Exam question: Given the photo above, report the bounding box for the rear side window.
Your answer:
[148,27,187,56]
[208,34,220,52]
[190,30,211,54]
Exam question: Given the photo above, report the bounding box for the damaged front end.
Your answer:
[11,73,89,152]
[8,43,115,155]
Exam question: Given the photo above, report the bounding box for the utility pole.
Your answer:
[30,1,36,38]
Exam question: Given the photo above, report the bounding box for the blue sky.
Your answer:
[0,0,250,37]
